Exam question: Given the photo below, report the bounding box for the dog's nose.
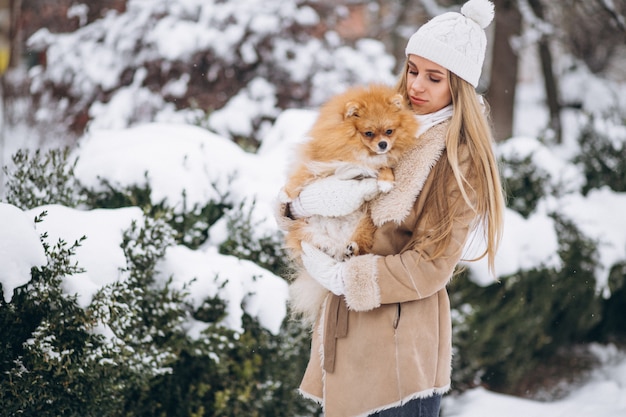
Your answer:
[378,141,388,151]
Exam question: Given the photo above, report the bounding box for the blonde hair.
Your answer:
[396,59,506,276]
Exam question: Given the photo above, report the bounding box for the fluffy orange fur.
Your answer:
[283,84,419,261]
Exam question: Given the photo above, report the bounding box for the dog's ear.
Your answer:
[344,101,361,119]
[390,94,404,111]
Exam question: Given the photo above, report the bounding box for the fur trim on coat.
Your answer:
[369,122,447,226]
[342,253,380,311]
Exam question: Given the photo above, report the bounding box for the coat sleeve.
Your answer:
[342,155,478,312]
[377,205,474,305]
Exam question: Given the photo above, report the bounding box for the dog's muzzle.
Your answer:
[376,140,390,154]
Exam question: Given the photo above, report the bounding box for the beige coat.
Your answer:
[278,122,477,417]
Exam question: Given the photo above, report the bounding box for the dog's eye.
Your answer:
[364,131,374,138]
[385,129,394,136]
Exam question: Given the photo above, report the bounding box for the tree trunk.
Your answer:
[0,0,17,189]
[527,0,562,143]
[486,0,521,142]
[7,0,20,68]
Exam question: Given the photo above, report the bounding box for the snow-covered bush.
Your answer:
[0,140,308,415]
[500,153,550,218]
[560,61,626,195]
[0,201,305,416]
[575,114,626,195]
[451,214,603,391]
[82,177,232,251]
[20,0,395,147]
[0,212,118,415]
[218,199,289,273]
[498,136,583,218]
[450,91,626,393]
[2,147,84,209]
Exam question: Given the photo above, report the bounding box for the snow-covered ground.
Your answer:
[444,344,626,416]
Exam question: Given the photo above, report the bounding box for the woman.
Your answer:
[276,0,505,416]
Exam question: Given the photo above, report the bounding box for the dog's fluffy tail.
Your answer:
[288,271,329,327]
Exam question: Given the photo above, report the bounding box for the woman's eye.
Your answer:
[408,69,417,76]
[385,129,393,136]
[430,77,441,83]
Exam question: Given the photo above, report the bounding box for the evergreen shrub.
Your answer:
[450,215,602,392]
[575,114,626,194]
[2,147,84,209]
[499,153,550,218]
[0,212,119,416]
[219,199,290,274]
[1,147,309,416]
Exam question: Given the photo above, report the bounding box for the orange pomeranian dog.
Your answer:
[282,84,419,262]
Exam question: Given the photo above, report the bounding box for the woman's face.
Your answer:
[406,54,452,115]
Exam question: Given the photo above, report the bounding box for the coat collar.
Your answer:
[370,121,448,226]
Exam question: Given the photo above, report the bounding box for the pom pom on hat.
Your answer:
[461,0,495,29]
[405,0,495,87]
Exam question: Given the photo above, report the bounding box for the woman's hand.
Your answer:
[289,175,379,218]
[301,242,346,295]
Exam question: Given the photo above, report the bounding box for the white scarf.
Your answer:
[414,104,453,137]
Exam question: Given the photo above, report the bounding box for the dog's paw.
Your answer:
[377,180,394,193]
[344,242,359,259]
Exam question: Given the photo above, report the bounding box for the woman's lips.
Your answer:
[410,96,426,105]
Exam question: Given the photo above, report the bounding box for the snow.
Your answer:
[464,208,561,285]
[445,344,626,417]
[208,77,280,139]
[2,117,293,335]
[73,123,257,209]
[1,0,626,414]
[554,188,626,296]
[25,205,142,308]
[498,135,585,195]
[3,201,287,336]
[148,17,213,61]
[156,245,288,336]
[0,203,47,302]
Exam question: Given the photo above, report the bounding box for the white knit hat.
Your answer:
[405,0,495,87]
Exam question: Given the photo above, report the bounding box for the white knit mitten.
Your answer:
[290,175,379,218]
[301,242,346,295]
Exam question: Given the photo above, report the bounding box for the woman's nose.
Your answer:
[409,76,425,93]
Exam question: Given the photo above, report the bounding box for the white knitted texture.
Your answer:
[405,0,494,87]
[301,242,346,296]
[295,176,380,218]
[461,0,495,29]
